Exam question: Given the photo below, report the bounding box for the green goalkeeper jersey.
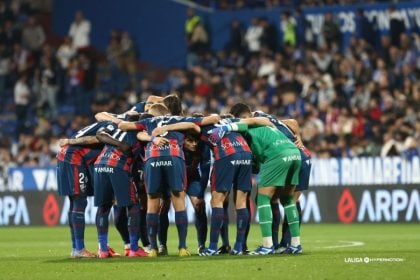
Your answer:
[240,125,299,165]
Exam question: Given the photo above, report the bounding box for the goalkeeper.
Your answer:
[208,122,303,254]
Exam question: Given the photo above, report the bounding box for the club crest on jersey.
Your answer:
[150,161,173,167]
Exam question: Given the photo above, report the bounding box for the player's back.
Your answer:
[244,126,297,164]
[95,126,142,171]
[201,123,251,161]
[57,121,112,165]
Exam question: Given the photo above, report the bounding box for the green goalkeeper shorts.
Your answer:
[258,152,301,188]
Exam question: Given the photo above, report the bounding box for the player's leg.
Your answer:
[94,168,114,258]
[254,186,276,253]
[66,163,95,258]
[233,190,249,255]
[167,157,190,256]
[232,152,252,255]
[111,170,147,257]
[270,194,282,252]
[57,161,78,257]
[279,186,301,254]
[113,205,130,256]
[202,158,232,256]
[138,192,150,249]
[218,196,231,254]
[187,180,208,253]
[171,190,190,256]
[144,158,163,257]
[158,196,170,255]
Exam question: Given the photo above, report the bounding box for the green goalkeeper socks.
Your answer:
[257,194,273,238]
[280,195,300,237]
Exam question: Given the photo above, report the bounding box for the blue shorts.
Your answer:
[187,181,206,198]
[144,156,186,195]
[210,152,252,193]
[93,165,138,207]
[57,160,92,197]
[296,156,311,192]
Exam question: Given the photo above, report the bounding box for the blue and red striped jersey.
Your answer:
[200,121,251,161]
[134,116,204,161]
[253,111,311,158]
[57,121,112,165]
[95,123,143,171]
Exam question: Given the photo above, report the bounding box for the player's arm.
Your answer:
[118,121,140,131]
[136,131,169,147]
[201,114,220,125]
[58,136,100,147]
[151,122,201,136]
[240,117,275,128]
[96,128,131,154]
[282,119,304,148]
[95,112,124,124]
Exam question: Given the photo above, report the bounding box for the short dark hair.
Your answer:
[163,94,182,115]
[230,103,251,118]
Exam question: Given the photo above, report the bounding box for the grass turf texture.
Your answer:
[0,224,418,279]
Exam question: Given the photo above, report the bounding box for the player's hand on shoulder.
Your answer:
[58,138,69,147]
[152,136,169,147]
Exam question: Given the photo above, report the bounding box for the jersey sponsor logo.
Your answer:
[150,143,179,151]
[274,139,291,146]
[150,161,173,167]
[221,140,247,150]
[101,153,121,161]
[282,155,301,162]
[94,167,114,173]
[230,159,251,166]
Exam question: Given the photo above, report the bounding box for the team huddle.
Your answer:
[56,94,312,258]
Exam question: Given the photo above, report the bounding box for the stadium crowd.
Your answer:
[0,0,419,185]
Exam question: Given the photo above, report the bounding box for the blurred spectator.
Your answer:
[389,5,405,48]
[227,19,244,53]
[37,57,58,118]
[21,16,45,63]
[244,17,263,57]
[280,11,296,47]
[14,74,30,139]
[56,36,76,93]
[321,12,341,50]
[68,10,91,52]
[260,17,278,53]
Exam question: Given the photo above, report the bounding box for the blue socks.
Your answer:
[159,209,169,247]
[139,208,149,247]
[194,205,208,247]
[175,211,188,249]
[72,196,87,251]
[220,204,230,247]
[113,206,130,245]
[146,213,159,249]
[127,204,140,251]
[234,208,249,252]
[209,207,224,251]
[68,199,75,250]
[96,206,111,252]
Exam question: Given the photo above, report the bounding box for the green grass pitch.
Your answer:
[0,224,418,279]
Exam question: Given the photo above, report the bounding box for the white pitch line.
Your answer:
[316,241,365,249]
